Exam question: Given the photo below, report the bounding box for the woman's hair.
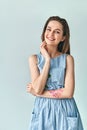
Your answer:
[41,16,70,54]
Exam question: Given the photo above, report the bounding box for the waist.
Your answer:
[45,83,64,90]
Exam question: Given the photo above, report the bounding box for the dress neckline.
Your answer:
[39,52,65,60]
[50,53,64,60]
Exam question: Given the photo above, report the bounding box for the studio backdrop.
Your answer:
[0,0,87,130]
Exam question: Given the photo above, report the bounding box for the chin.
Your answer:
[46,42,53,45]
[45,40,54,44]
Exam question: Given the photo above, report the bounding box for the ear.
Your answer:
[61,36,66,42]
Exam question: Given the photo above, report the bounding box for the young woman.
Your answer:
[27,16,84,130]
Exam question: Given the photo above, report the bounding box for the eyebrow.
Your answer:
[47,26,61,32]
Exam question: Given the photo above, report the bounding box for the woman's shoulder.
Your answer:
[66,54,74,64]
[66,54,74,59]
[28,54,38,64]
[29,54,37,59]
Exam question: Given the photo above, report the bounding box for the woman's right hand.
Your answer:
[40,41,50,61]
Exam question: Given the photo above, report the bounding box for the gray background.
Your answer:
[0,0,87,130]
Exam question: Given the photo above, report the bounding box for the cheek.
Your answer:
[44,32,47,38]
[44,32,48,37]
[56,35,63,40]
[44,33,49,41]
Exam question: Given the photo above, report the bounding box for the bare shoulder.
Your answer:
[66,54,74,63]
[28,54,38,65]
[66,54,74,67]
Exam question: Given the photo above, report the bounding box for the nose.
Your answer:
[49,31,54,37]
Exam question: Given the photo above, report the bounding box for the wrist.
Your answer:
[45,57,51,63]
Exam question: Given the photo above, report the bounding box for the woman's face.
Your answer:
[44,20,65,46]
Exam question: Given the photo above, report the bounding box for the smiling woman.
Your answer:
[45,21,65,46]
[27,16,84,130]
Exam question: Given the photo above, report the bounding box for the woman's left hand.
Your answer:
[26,83,32,93]
[26,83,36,96]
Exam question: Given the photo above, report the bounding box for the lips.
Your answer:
[47,37,55,41]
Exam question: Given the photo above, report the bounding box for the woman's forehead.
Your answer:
[47,20,63,30]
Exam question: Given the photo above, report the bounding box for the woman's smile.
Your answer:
[46,36,55,41]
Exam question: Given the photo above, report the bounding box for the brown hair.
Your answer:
[41,16,70,54]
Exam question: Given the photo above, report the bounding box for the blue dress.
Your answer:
[29,53,84,130]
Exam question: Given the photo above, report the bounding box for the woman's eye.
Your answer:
[55,31,60,34]
[46,28,51,31]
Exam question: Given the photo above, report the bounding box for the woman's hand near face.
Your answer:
[40,41,50,61]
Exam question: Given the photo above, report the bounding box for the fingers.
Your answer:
[40,41,47,48]
[27,83,32,87]
[49,89,63,98]
[40,41,48,54]
[40,41,50,60]
[26,83,32,92]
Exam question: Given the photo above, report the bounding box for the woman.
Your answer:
[27,16,84,130]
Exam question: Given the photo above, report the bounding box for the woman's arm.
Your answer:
[41,55,75,99]
[27,55,75,99]
[28,42,51,95]
[42,55,75,99]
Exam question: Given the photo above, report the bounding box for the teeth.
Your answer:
[48,38,54,41]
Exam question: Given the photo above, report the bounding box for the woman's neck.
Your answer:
[46,45,61,58]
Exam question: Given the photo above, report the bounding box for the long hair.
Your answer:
[41,16,70,54]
